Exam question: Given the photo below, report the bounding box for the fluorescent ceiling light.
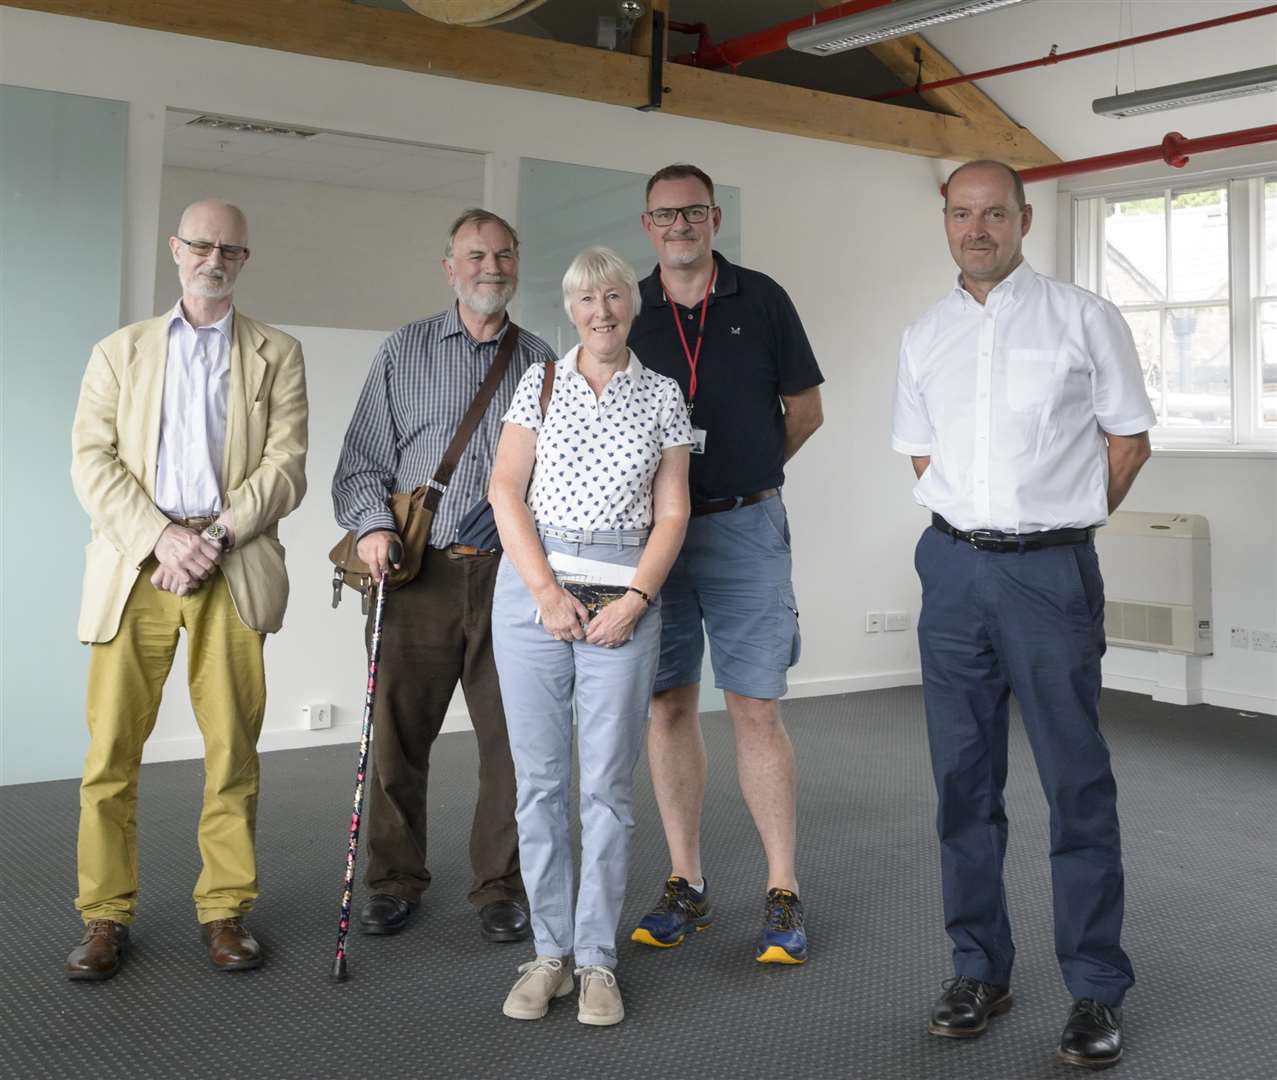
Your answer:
[1093,65,1277,118]
[788,0,1029,55]
[187,114,317,138]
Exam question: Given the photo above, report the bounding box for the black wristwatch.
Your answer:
[202,522,231,551]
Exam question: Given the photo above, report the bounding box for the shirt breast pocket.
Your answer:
[1005,348,1064,411]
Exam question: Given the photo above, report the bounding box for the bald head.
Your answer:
[177,198,248,241]
[944,160,1025,211]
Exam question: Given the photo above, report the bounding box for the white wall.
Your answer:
[4,6,1264,776]
[155,166,467,328]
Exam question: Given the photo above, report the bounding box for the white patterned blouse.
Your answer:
[502,345,692,531]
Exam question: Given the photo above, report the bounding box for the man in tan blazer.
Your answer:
[66,199,308,980]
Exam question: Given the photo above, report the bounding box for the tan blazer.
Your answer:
[71,311,309,643]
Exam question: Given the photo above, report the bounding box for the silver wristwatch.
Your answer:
[202,522,231,551]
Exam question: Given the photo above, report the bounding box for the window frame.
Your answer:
[1069,166,1276,453]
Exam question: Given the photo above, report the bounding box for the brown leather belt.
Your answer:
[446,543,497,557]
[691,488,779,518]
[166,514,217,531]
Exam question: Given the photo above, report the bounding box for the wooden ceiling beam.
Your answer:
[5,0,1058,167]
[867,34,1016,129]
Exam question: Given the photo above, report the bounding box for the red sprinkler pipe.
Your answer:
[1015,125,1277,185]
[672,0,896,70]
[873,4,1277,102]
[669,20,715,59]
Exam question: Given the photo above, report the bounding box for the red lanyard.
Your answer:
[663,267,716,405]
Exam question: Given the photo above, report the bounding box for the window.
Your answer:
[1073,174,1276,450]
[1258,179,1277,433]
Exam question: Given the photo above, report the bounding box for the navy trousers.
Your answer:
[915,525,1134,1006]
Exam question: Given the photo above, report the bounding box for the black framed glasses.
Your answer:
[177,236,249,261]
[645,204,715,226]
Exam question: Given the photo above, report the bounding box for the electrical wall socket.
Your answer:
[885,611,910,632]
[302,702,333,730]
[1230,627,1249,649]
[865,611,882,633]
[1252,630,1277,653]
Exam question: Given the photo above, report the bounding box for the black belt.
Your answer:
[931,514,1094,553]
[691,488,779,518]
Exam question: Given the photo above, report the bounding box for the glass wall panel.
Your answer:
[1,85,127,783]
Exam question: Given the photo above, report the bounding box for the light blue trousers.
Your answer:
[491,533,660,969]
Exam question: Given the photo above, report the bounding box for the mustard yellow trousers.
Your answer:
[75,566,266,925]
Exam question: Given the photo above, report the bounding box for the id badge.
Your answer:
[690,428,708,455]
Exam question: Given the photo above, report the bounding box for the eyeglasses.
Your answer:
[176,237,249,261]
[645,204,715,227]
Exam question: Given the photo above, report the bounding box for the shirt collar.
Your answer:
[169,301,234,342]
[440,301,511,345]
[640,250,740,309]
[952,258,1037,310]
[561,344,642,383]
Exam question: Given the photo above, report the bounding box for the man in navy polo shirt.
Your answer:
[627,163,824,964]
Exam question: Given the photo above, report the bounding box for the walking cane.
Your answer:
[331,540,401,982]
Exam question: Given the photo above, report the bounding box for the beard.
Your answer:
[181,267,235,300]
[454,277,515,316]
[662,234,705,267]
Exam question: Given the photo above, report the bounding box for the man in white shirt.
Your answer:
[892,161,1153,1070]
[67,199,308,980]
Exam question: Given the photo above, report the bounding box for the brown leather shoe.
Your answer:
[66,919,129,981]
[203,917,263,971]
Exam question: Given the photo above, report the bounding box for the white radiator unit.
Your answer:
[1095,511,1213,655]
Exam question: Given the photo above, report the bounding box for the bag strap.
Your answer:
[539,359,556,417]
[424,324,520,512]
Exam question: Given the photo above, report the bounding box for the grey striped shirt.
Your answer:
[332,303,557,548]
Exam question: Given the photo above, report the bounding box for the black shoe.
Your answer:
[478,899,530,943]
[928,975,1014,1038]
[1057,998,1123,1070]
[358,894,416,935]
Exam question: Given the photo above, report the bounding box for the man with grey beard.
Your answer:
[333,209,555,943]
[67,199,308,979]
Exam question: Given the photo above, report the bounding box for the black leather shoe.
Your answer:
[1057,998,1123,1069]
[358,894,416,935]
[478,899,530,943]
[928,975,1014,1038]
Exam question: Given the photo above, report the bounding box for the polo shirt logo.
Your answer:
[731,326,741,334]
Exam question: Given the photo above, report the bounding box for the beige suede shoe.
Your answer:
[575,965,624,1026]
[502,956,574,1020]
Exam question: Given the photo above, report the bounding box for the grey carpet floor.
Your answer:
[1,686,1274,1080]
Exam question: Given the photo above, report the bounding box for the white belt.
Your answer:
[539,526,649,547]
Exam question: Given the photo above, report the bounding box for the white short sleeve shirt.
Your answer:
[503,345,693,530]
[891,261,1156,533]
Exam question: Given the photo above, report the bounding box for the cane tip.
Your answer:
[331,956,348,982]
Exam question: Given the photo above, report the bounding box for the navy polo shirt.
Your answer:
[628,251,823,502]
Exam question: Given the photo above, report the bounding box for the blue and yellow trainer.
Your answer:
[755,888,807,964]
[631,876,712,948]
